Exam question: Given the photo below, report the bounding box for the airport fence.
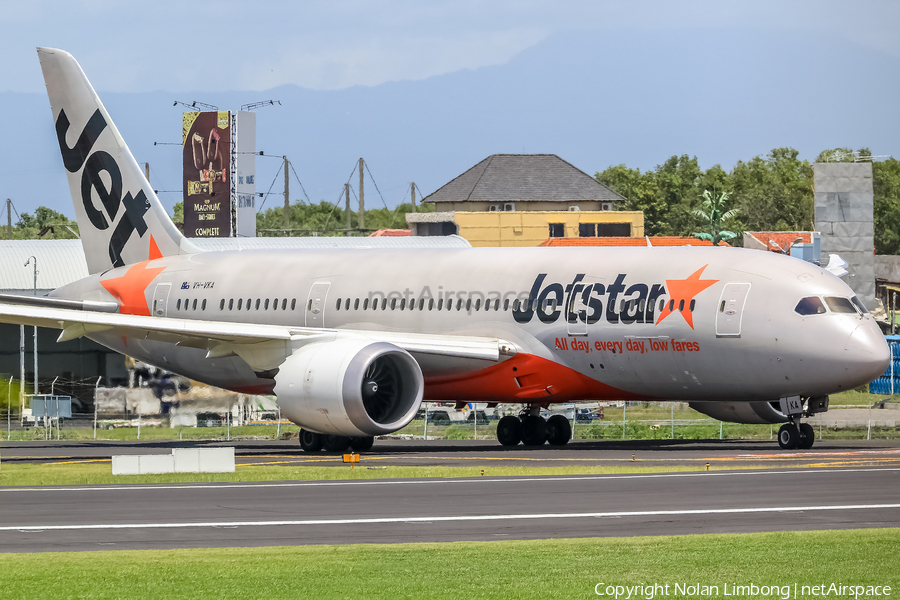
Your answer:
[1,404,898,443]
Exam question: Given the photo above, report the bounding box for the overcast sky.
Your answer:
[4,0,899,94]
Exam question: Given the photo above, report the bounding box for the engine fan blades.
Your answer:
[362,355,402,423]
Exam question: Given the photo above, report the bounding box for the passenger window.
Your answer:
[689,299,694,312]
[229,299,234,310]
[457,299,463,311]
[344,298,349,310]
[237,299,243,310]
[284,299,289,310]
[307,299,312,311]
[409,297,415,310]
[824,296,856,314]
[504,299,509,311]
[353,299,358,310]
[176,299,181,310]
[247,298,252,311]
[438,298,444,310]
[364,298,369,310]
[850,296,869,314]
[382,298,387,310]
[374,299,380,311]
[219,299,225,310]
[291,299,296,310]
[400,298,406,310]
[265,299,270,310]
[418,298,424,311]
[391,298,397,310]
[669,299,675,312]
[335,299,341,310]
[466,299,472,311]
[428,298,434,311]
[256,299,261,310]
[273,298,278,310]
[678,299,684,311]
[202,299,207,311]
[474,299,481,311]
[794,297,826,316]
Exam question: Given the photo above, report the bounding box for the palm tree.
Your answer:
[692,190,739,246]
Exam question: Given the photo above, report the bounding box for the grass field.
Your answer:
[0,529,896,600]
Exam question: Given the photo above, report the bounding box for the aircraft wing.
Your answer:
[0,301,511,366]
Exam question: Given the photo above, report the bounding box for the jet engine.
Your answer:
[688,401,789,424]
[273,339,424,437]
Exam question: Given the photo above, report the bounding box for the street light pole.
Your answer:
[24,256,38,395]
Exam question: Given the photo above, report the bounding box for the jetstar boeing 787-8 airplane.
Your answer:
[0,48,889,451]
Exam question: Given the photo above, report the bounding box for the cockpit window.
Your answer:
[850,296,869,314]
[795,296,826,315]
[824,296,857,314]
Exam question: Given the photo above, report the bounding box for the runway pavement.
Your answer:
[3,438,900,470]
[1,461,898,552]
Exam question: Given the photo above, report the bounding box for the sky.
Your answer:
[5,0,899,94]
[2,1,899,219]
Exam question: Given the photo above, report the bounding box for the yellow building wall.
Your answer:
[453,211,645,247]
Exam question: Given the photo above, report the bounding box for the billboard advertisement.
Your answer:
[182,111,231,237]
[235,111,257,237]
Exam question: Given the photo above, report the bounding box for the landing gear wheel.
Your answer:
[497,416,522,446]
[777,423,800,450]
[323,435,351,453]
[299,429,323,452]
[798,423,815,449]
[349,436,375,452]
[521,415,548,446]
[546,414,572,446]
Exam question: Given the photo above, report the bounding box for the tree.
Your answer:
[873,158,900,255]
[730,148,813,232]
[11,207,79,240]
[692,190,739,246]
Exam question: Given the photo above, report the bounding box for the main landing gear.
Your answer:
[299,429,375,453]
[496,407,572,447]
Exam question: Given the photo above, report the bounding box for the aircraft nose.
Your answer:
[844,322,891,385]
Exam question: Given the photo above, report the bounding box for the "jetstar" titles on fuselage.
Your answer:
[512,273,668,326]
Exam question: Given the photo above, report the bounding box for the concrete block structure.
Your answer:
[814,162,875,308]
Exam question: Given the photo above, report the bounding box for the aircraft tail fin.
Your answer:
[37,47,198,274]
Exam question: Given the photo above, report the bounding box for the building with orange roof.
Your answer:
[368,229,411,237]
[743,231,814,254]
[539,236,728,247]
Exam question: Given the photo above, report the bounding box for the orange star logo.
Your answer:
[655,265,718,329]
[100,260,167,316]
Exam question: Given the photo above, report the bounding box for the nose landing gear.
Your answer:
[776,396,827,450]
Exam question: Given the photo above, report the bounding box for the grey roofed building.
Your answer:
[424,154,625,212]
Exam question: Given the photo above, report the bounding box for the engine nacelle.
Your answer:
[688,401,789,424]
[274,339,424,436]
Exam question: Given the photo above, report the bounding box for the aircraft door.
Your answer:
[305,282,331,327]
[152,283,171,317]
[716,283,751,338]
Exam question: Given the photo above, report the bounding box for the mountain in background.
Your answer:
[2,28,897,219]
